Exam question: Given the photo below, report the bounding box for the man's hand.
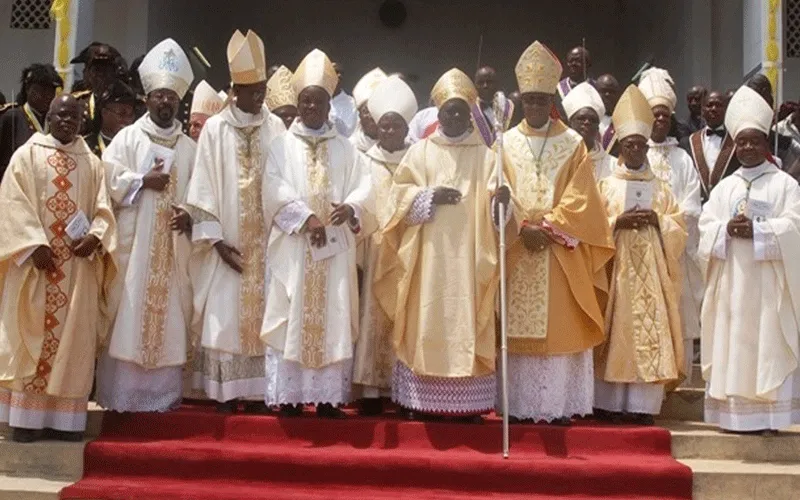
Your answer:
[615,210,655,231]
[432,187,462,205]
[495,185,511,207]
[142,159,170,192]
[31,245,57,272]
[215,241,243,273]
[72,234,101,258]
[520,225,552,252]
[306,215,327,248]
[329,203,355,226]
[171,204,192,235]
[727,214,754,239]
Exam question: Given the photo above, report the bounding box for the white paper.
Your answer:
[141,143,176,174]
[746,198,773,222]
[624,180,654,211]
[65,210,90,241]
[307,225,350,262]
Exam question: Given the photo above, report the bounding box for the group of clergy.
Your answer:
[1,31,799,445]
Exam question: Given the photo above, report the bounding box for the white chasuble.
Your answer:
[0,134,117,430]
[353,145,406,391]
[262,121,372,371]
[699,163,800,406]
[187,105,286,356]
[102,115,196,369]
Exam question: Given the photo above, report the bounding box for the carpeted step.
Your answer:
[62,476,692,500]
[61,408,692,500]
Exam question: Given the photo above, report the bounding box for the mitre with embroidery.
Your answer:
[515,40,562,95]
[612,85,655,140]
[638,67,677,112]
[368,75,418,124]
[353,67,387,109]
[227,30,267,85]
[430,68,478,108]
[138,38,194,99]
[725,85,774,139]
[191,80,224,117]
[562,81,605,120]
[266,65,297,111]
[293,49,338,97]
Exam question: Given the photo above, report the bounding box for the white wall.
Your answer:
[0,0,56,99]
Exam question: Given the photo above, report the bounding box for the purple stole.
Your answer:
[602,123,616,152]
[557,78,572,99]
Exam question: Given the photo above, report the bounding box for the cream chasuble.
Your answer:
[187,104,286,357]
[648,139,704,344]
[374,128,503,378]
[102,115,196,369]
[261,121,372,371]
[353,145,407,391]
[504,120,615,356]
[699,163,800,404]
[0,134,117,400]
[596,164,686,384]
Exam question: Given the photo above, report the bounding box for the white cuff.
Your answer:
[120,174,144,207]
[15,246,37,267]
[275,200,314,234]
[712,225,728,260]
[754,220,781,261]
[192,220,223,243]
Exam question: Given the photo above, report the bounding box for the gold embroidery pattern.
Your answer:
[647,148,673,186]
[8,389,86,413]
[503,130,576,340]
[236,127,267,356]
[139,133,179,368]
[25,150,76,394]
[301,140,331,369]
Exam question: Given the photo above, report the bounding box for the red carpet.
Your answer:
[60,406,692,500]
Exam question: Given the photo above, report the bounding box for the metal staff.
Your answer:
[493,91,511,459]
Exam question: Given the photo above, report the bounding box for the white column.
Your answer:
[743,0,783,103]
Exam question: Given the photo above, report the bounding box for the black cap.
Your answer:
[71,42,121,67]
[99,79,139,108]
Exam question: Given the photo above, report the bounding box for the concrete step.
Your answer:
[0,474,68,500]
[660,387,704,421]
[679,458,800,500]
[0,435,85,481]
[664,420,800,462]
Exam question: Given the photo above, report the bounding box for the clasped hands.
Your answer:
[31,234,101,272]
[726,214,754,239]
[614,209,660,231]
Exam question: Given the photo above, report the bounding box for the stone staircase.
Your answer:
[2,369,799,500]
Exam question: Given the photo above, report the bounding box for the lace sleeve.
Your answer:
[404,188,436,226]
[275,200,314,234]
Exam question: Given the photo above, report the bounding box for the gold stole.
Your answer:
[139,133,178,367]
[300,138,331,369]
[235,127,267,356]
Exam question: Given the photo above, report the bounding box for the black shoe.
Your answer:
[550,416,572,427]
[11,427,40,443]
[316,403,346,419]
[631,413,655,426]
[508,415,522,424]
[216,401,237,414]
[243,401,272,414]
[279,404,304,418]
[358,398,383,417]
[46,429,84,442]
[453,414,484,424]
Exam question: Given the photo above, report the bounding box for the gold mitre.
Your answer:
[430,68,478,108]
[293,49,338,97]
[515,41,562,95]
[266,65,297,111]
[612,85,655,140]
[227,29,267,85]
[191,80,224,116]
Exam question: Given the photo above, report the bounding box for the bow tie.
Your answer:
[706,128,726,138]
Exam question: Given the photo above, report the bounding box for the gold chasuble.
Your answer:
[596,164,686,384]
[0,133,117,399]
[374,128,504,378]
[504,119,615,356]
